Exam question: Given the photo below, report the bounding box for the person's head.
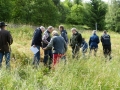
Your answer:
[48,26,54,33]
[92,30,97,35]
[59,25,64,31]
[71,28,77,34]
[103,30,107,34]
[40,26,45,32]
[82,38,85,41]
[0,22,7,29]
[52,30,59,36]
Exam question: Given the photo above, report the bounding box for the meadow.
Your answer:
[0,24,120,90]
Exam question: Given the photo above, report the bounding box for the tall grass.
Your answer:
[0,25,119,90]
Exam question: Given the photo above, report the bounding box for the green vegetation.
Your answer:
[0,25,119,90]
[1,0,120,31]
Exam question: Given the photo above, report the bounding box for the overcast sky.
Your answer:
[60,0,109,3]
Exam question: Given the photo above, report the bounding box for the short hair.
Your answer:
[40,26,45,31]
[52,30,58,35]
[59,25,64,30]
[92,30,97,34]
[103,30,107,34]
[48,26,53,30]
[71,28,77,31]
[82,38,85,41]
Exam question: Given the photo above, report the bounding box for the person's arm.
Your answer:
[61,32,68,43]
[77,34,82,46]
[7,31,13,45]
[32,30,38,46]
[89,37,91,46]
[44,38,54,50]
[97,36,100,44]
[101,36,103,43]
[64,41,67,53]
[42,32,49,44]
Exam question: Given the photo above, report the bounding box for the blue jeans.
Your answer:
[33,46,40,66]
[0,52,11,68]
[43,49,52,66]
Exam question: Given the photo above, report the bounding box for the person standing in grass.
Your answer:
[70,28,82,59]
[31,26,45,67]
[43,30,67,67]
[59,25,68,44]
[0,22,13,68]
[89,30,99,56]
[59,25,68,63]
[101,30,112,60]
[42,26,54,68]
[81,38,88,57]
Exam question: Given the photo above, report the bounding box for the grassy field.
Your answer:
[0,25,120,90]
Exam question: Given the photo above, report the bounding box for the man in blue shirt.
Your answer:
[31,26,45,67]
[89,30,99,56]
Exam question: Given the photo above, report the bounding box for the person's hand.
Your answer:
[33,45,36,47]
[75,44,78,46]
[42,47,46,50]
[63,53,66,56]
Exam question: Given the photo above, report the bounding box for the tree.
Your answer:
[88,0,107,30]
[106,0,120,32]
[32,0,59,26]
[0,0,12,22]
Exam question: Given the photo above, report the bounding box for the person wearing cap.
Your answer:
[42,26,53,68]
[31,26,45,67]
[0,22,13,68]
[70,28,82,59]
[101,30,112,60]
[43,30,67,67]
[89,30,99,56]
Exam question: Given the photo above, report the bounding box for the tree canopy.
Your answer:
[0,0,120,31]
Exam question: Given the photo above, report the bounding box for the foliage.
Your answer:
[106,0,120,32]
[87,0,107,30]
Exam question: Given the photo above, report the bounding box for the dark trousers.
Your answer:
[103,45,111,58]
[0,52,11,68]
[43,49,53,67]
[89,48,98,56]
[72,46,80,59]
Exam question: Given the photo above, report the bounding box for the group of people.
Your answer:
[0,21,112,69]
[31,25,68,69]
[31,25,112,69]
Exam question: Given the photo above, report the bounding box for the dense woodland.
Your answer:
[0,0,120,31]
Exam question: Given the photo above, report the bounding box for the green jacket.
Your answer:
[70,32,82,47]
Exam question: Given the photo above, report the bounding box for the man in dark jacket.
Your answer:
[101,30,112,60]
[70,28,82,59]
[43,30,67,67]
[42,26,53,68]
[0,22,13,68]
[31,26,45,66]
[59,25,68,43]
[89,30,99,56]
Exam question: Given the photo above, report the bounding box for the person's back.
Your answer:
[101,30,112,60]
[0,28,13,52]
[31,27,42,46]
[89,30,99,56]
[52,35,67,54]
[89,33,99,48]
[0,22,13,68]
[101,34,111,46]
